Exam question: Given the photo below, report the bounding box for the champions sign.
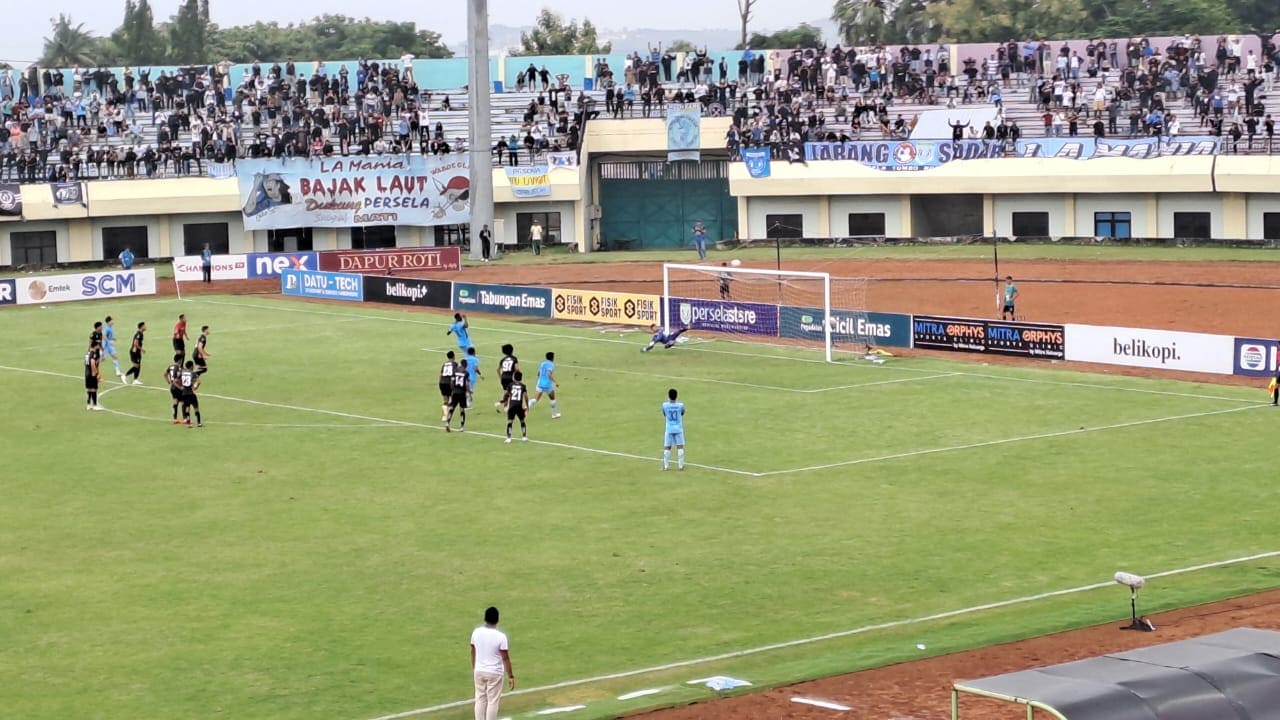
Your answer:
[551,289,661,327]
[236,155,470,230]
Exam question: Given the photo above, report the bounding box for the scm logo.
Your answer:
[81,273,137,297]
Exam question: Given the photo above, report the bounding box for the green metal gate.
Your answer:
[598,161,738,250]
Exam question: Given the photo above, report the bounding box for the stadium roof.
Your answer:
[952,627,1280,720]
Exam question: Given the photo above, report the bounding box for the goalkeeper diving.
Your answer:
[642,323,691,352]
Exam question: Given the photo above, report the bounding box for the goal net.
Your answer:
[662,262,876,363]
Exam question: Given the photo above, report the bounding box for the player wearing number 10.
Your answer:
[662,388,685,471]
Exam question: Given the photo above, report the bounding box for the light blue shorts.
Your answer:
[536,383,554,394]
[103,341,116,356]
[665,432,685,447]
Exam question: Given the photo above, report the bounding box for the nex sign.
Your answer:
[248,252,317,278]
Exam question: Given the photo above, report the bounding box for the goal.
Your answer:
[662,262,875,363]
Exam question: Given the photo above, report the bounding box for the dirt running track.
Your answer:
[175,255,1280,719]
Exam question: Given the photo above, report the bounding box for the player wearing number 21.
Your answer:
[662,388,685,471]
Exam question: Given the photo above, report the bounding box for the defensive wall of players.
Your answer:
[5,116,1280,265]
[5,251,1275,383]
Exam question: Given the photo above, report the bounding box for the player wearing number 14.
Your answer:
[662,388,685,471]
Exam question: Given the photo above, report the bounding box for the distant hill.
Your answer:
[450,20,836,56]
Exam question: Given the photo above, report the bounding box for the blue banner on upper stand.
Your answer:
[741,147,772,178]
[803,140,1003,170]
[666,103,702,162]
[1012,136,1220,159]
[779,307,913,348]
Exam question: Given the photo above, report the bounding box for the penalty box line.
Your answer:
[196,297,1259,405]
[358,548,1280,720]
[0,364,756,477]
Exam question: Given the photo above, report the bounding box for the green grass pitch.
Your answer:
[2,293,1279,720]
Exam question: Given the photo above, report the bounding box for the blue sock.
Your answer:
[677,449,685,469]
[663,449,670,469]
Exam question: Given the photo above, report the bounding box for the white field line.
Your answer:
[755,404,1261,477]
[0,364,756,477]
[196,297,1257,405]
[358,549,1280,720]
[0,317,364,355]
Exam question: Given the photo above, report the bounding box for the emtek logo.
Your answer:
[1114,337,1180,364]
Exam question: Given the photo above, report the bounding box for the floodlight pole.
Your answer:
[466,0,494,261]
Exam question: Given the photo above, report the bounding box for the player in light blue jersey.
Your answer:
[447,313,472,350]
[465,346,482,408]
[661,388,686,470]
[641,323,691,352]
[527,351,560,418]
[102,315,123,380]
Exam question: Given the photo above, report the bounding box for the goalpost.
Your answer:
[663,263,875,363]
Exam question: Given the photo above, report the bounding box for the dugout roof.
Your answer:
[952,627,1280,720]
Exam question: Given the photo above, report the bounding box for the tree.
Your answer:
[168,0,211,63]
[204,16,452,62]
[40,14,103,67]
[743,23,824,50]
[667,39,698,53]
[737,0,758,49]
[926,0,1086,42]
[109,0,168,65]
[514,9,612,55]
[833,0,937,45]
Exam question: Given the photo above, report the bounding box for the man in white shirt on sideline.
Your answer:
[470,606,515,720]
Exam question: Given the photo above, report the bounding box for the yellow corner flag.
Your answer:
[1269,378,1277,395]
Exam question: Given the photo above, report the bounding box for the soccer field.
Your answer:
[2,293,1278,720]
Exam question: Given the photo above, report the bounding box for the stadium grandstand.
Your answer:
[2,32,1278,184]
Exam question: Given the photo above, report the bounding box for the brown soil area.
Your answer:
[168,255,1280,718]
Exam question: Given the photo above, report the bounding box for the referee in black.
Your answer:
[1272,368,1279,406]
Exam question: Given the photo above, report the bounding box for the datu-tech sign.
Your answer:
[453,282,552,318]
[779,307,912,348]
[280,268,364,301]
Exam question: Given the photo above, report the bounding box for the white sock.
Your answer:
[663,449,670,469]
[112,359,121,374]
[677,449,685,469]
[550,399,558,412]
[529,398,538,408]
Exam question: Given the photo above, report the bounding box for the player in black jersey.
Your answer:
[90,321,104,349]
[193,325,211,375]
[502,370,530,443]
[164,353,185,423]
[84,343,103,410]
[439,350,458,421]
[494,343,520,411]
[444,358,469,432]
[179,360,202,427]
[124,321,146,385]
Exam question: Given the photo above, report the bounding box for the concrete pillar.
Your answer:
[467,0,494,261]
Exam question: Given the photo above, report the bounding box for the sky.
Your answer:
[3,0,834,65]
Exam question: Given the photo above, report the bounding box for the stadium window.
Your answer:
[9,231,57,266]
[1172,212,1211,239]
[1263,213,1280,241]
[267,228,314,252]
[102,226,149,259]
[516,212,561,246]
[351,226,396,249]
[1093,212,1132,239]
[1011,212,1050,237]
[183,223,230,254]
[847,213,886,238]
[765,214,804,239]
[433,224,469,246]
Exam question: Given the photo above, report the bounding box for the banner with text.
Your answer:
[804,140,1003,170]
[1232,337,1280,378]
[362,276,453,308]
[666,103,702,162]
[1064,324,1233,374]
[237,155,469,230]
[318,247,461,273]
[50,182,86,207]
[551,288,661,327]
[0,279,14,306]
[779,307,913,348]
[280,269,364,301]
[665,297,778,336]
[246,251,320,278]
[13,268,156,305]
[453,282,552,318]
[912,315,1065,358]
[1013,135,1221,159]
[172,254,249,281]
[741,147,772,178]
[0,183,21,218]
[505,165,552,197]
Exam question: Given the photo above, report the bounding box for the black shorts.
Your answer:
[438,382,452,398]
[507,405,526,421]
[181,392,199,408]
[194,359,207,371]
[85,374,98,390]
[449,392,466,409]
[170,386,182,400]
[1002,303,1015,313]
[173,339,185,353]
[130,351,142,365]
[500,375,513,391]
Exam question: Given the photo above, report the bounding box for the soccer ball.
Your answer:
[730,259,742,267]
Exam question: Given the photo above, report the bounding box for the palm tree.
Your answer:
[833,0,937,45]
[40,14,101,67]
